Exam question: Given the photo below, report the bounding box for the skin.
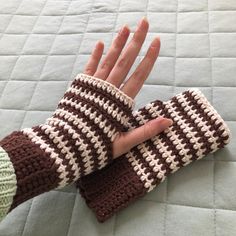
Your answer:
[83,17,173,158]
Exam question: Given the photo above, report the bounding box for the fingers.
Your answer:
[106,17,149,87]
[93,25,130,80]
[113,117,173,158]
[83,41,104,76]
[121,37,161,98]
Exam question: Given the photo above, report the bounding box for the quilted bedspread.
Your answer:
[0,0,236,235]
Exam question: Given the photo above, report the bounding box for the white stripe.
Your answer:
[139,105,182,167]
[153,134,180,170]
[52,108,108,170]
[127,151,155,191]
[129,98,204,191]
[76,73,134,109]
[128,108,170,190]
[128,90,230,191]
[46,118,90,176]
[22,128,69,188]
[68,86,129,126]
[42,120,81,181]
[143,103,183,175]
[126,111,156,190]
[164,100,203,164]
[189,89,231,145]
[138,142,166,190]
[178,93,219,154]
[59,97,118,141]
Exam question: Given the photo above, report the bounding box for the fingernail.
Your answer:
[96,40,103,48]
[155,117,173,126]
[164,118,173,126]
[122,24,130,35]
[139,16,148,27]
[151,37,160,48]
[119,24,129,36]
[142,16,148,23]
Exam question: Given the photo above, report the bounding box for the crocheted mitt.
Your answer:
[0,73,134,221]
[77,88,231,222]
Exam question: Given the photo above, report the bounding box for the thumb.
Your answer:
[113,116,173,158]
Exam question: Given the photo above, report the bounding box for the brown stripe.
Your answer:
[56,104,113,170]
[49,119,85,173]
[171,95,212,157]
[154,95,212,163]
[142,105,184,171]
[136,101,185,174]
[62,90,127,132]
[49,115,87,176]
[170,97,210,158]
[183,91,223,152]
[131,94,210,184]
[52,114,100,175]
[42,122,79,182]
[126,101,174,185]
[0,131,60,212]
[71,78,132,115]
[50,123,79,181]
[32,125,76,183]
[183,91,229,147]
[133,144,164,187]
[57,102,113,167]
[153,100,199,165]
[117,101,175,188]
[126,103,170,185]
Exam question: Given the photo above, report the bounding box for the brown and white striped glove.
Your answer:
[77,88,231,222]
[0,73,134,219]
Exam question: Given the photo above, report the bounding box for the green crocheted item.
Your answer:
[0,146,17,221]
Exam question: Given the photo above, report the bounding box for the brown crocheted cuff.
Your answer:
[0,131,60,212]
[77,88,231,222]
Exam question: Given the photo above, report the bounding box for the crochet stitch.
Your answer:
[77,88,231,222]
[0,73,134,219]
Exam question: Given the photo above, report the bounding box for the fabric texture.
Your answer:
[0,73,134,220]
[0,147,17,221]
[77,88,231,222]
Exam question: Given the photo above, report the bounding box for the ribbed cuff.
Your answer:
[0,146,17,221]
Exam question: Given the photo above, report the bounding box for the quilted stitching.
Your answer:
[0,0,235,235]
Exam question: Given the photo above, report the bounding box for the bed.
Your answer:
[0,0,236,235]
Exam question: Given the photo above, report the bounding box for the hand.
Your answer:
[83,17,173,158]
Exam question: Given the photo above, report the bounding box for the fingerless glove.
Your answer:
[0,73,134,221]
[77,89,231,222]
